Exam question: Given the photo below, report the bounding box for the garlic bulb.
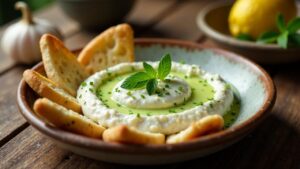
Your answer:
[1,1,62,64]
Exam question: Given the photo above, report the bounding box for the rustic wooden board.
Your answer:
[148,0,210,40]
[0,127,179,169]
[0,67,27,146]
[0,127,70,169]
[33,4,79,36]
[126,0,179,26]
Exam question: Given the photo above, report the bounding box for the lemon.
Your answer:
[228,0,297,39]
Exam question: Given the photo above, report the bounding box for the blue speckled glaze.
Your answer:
[135,44,266,126]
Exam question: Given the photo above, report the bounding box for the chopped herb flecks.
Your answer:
[115,87,120,92]
[168,109,176,113]
[81,82,87,87]
[178,86,184,92]
[180,59,186,64]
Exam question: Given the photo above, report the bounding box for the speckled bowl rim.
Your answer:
[17,38,276,155]
[197,1,300,51]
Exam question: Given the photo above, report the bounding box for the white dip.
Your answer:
[77,62,234,135]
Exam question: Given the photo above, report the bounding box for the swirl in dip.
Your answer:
[77,62,234,135]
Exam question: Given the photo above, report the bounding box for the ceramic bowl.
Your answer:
[197,2,300,64]
[17,38,276,165]
[57,0,135,29]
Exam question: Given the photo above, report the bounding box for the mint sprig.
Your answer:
[143,62,156,77]
[257,13,300,48]
[146,79,157,95]
[120,72,151,89]
[121,54,172,95]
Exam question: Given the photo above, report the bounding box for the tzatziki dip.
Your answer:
[77,55,239,134]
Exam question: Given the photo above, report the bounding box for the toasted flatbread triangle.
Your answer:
[23,69,82,113]
[78,23,134,75]
[40,34,88,96]
[34,98,105,138]
[103,125,165,145]
[166,115,224,144]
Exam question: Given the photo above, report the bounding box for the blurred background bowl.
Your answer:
[197,2,300,64]
[58,0,135,29]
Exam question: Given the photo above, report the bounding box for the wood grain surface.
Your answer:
[0,0,299,168]
[0,67,28,146]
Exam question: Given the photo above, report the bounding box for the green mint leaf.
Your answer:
[287,17,300,34]
[121,72,151,89]
[146,79,157,95]
[277,13,286,33]
[257,31,279,44]
[143,62,156,78]
[157,53,172,80]
[277,31,289,49]
[236,33,253,41]
[289,33,300,46]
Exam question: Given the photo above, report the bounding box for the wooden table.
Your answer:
[0,1,299,168]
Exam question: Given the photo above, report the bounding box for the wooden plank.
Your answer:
[32,4,79,37]
[64,30,95,51]
[0,127,71,169]
[0,3,79,74]
[0,126,178,169]
[201,38,217,47]
[147,0,210,40]
[126,0,178,26]
[64,0,178,50]
[272,65,300,133]
[0,67,27,146]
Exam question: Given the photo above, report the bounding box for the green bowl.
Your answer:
[197,2,300,64]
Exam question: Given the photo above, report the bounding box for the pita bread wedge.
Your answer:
[34,98,105,138]
[103,125,165,145]
[166,115,224,144]
[78,23,134,75]
[23,69,82,113]
[40,34,88,96]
